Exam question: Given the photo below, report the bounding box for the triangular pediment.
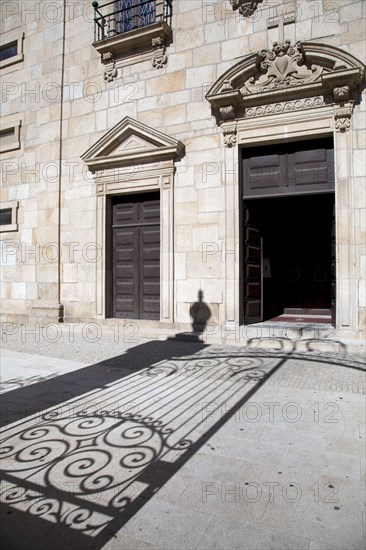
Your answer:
[81,117,184,171]
[114,134,155,154]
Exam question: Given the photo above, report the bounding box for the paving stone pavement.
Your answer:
[0,336,365,550]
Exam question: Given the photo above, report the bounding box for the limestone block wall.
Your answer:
[1,0,66,320]
[0,0,365,337]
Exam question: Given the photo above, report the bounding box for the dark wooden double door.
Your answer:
[112,193,160,320]
[242,138,336,324]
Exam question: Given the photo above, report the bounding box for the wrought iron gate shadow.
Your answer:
[0,338,363,549]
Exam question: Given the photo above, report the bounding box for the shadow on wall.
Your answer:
[189,290,212,334]
[168,289,212,343]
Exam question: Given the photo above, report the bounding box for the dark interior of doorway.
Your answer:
[245,193,334,322]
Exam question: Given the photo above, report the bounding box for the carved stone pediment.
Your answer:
[242,40,324,94]
[206,41,365,145]
[81,117,184,172]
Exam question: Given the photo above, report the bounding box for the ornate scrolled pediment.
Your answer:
[206,41,365,144]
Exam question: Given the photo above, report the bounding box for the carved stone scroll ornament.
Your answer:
[242,40,324,94]
[334,104,353,132]
[222,123,237,147]
[230,0,263,17]
[152,36,167,69]
[102,51,117,82]
[223,131,237,147]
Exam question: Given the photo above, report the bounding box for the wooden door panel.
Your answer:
[113,202,139,226]
[245,154,282,195]
[246,300,262,318]
[331,203,336,325]
[243,138,334,198]
[291,164,329,186]
[112,193,160,320]
[246,264,260,278]
[244,208,262,324]
[140,224,160,320]
[113,226,139,318]
[140,200,160,223]
[290,148,333,190]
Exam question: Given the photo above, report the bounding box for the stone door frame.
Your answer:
[237,112,342,325]
[206,40,365,335]
[82,117,184,324]
[96,167,174,323]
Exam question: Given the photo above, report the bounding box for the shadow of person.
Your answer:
[189,290,211,334]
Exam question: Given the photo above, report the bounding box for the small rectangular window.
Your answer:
[0,122,21,153]
[0,208,12,226]
[0,201,18,232]
[0,127,15,145]
[0,30,24,69]
[0,41,17,61]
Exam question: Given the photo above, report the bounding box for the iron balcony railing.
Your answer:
[92,0,172,42]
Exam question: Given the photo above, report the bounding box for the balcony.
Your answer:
[93,0,172,42]
[92,0,172,74]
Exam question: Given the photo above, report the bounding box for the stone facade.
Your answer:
[0,0,365,340]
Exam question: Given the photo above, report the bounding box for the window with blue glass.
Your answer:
[115,0,155,34]
[92,0,172,71]
[0,41,18,62]
[93,1,172,42]
[0,31,24,69]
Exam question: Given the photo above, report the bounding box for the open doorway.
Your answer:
[241,136,336,325]
[243,193,335,323]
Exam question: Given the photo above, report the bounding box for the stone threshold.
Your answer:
[1,315,364,353]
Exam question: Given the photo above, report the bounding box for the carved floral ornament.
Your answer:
[102,51,118,82]
[333,105,353,133]
[230,0,263,18]
[206,41,365,146]
[243,41,323,93]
